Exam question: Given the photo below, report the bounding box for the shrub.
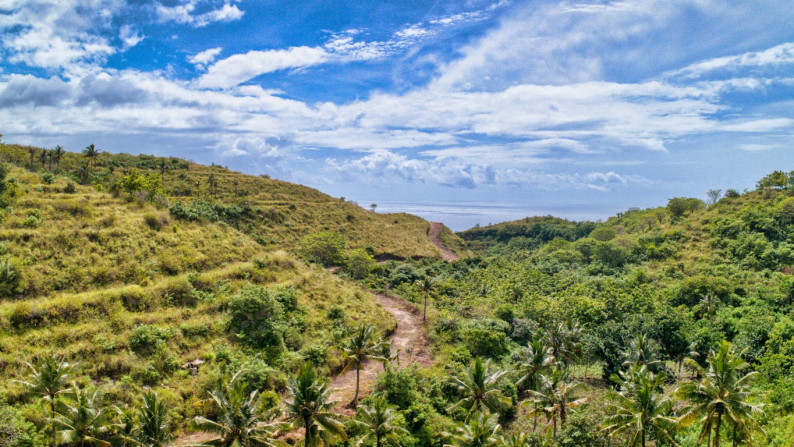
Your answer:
[327,304,345,320]
[344,248,376,279]
[227,286,287,351]
[0,255,20,298]
[63,181,76,193]
[161,277,196,306]
[143,212,169,231]
[299,231,345,266]
[460,327,508,358]
[41,172,55,184]
[376,366,418,410]
[129,325,169,357]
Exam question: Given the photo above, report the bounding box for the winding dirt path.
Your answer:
[329,293,431,413]
[428,222,459,262]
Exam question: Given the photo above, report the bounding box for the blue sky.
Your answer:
[2,0,794,229]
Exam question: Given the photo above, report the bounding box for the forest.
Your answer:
[1,143,793,447]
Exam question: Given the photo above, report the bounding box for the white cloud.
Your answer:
[188,47,223,70]
[197,46,329,89]
[668,42,794,79]
[155,1,245,27]
[119,25,144,49]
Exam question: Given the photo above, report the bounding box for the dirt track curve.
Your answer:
[428,222,459,261]
[329,293,431,413]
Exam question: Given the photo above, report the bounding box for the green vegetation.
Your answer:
[2,139,794,447]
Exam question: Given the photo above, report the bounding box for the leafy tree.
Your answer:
[667,197,704,219]
[300,231,346,266]
[707,189,722,205]
[341,324,388,408]
[602,366,677,447]
[443,413,501,447]
[525,368,585,441]
[227,286,291,353]
[678,341,763,447]
[353,395,408,447]
[448,358,510,422]
[284,364,346,447]
[53,384,111,447]
[193,370,281,447]
[14,354,73,447]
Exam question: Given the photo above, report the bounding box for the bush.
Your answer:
[0,255,20,298]
[376,366,418,410]
[460,327,508,358]
[228,286,292,352]
[344,248,376,279]
[143,212,169,231]
[63,181,76,193]
[40,172,55,184]
[299,231,345,266]
[129,325,169,357]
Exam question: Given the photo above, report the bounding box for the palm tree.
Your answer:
[498,432,531,447]
[53,145,64,174]
[353,395,408,447]
[545,321,581,367]
[695,293,720,321]
[53,383,111,447]
[39,148,48,171]
[28,147,36,170]
[602,365,677,447]
[678,341,763,447]
[83,144,99,170]
[341,324,388,408]
[133,391,173,447]
[443,413,501,447]
[14,354,73,447]
[284,364,346,447]
[416,277,435,321]
[622,333,663,371]
[193,370,281,447]
[448,358,510,422]
[515,339,551,432]
[525,367,586,441]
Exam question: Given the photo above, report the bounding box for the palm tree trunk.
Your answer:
[714,412,723,447]
[553,417,557,441]
[732,422,737,447]
[423,293,427,321]
[50,399,56,447]
[642,428,646,447]
[376,433,381,447]
[351,365,360,408]
[304,417,311,447]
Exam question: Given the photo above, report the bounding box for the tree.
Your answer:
[370,203,377,212]
[447,358,510,422]
[341,324,388,408]
[344,249,377,279]
[516,338,552,393]
[299,231,346,266]
[695,292,720,321]
[667,197,705,220]
[444,413,501,447]
[525,368,585,441]
[416,277,435,322]
[131,392,173,447]
[83,144,99,170]
[602,366,677,447]
[193,370,281,447]
[678,341,763,447]
[53,146,64,174]
[28,147,36,170]
[545,321,582,367]
[498,433,531,447]
[53,383,111,447]
[707,189,722,205]
[39,149,49,172]
[14,354,73,447]
[284,364,346,447]
[622,334,663,371]
[353,395,408,447]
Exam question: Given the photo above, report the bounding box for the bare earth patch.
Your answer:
[428,222,459,261]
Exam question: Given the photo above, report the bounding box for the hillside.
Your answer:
[0,144,469,262]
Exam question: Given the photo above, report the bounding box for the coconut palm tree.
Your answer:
[193,370,281,447]
[53,145,64,174]
[545,321,581,367]
[341,324,388,408]
[498,432,531,447]
[695,293,720,321]
[516,338,552,393]
[602,365,677,447]
[133,391,173,447]
[83,144,99,170]
[14,354,73,447]
[416,277,435,321]
[284,364,346,447]
[443,413,501,447]
[622,333,663,371]
[678,341,763,447]
[525,367,586,441]
[53,383,111,447]
[448,358,510,422]
[352,395,408,447]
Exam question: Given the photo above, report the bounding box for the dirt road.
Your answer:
[329,293,431,412]
[428,222,459,261]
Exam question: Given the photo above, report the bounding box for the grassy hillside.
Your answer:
[0,144,469,261]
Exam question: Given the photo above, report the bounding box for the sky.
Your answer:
[1,0,794,230]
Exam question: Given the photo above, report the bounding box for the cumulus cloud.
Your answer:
[155,1,244,27]
[188,47,224,70]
